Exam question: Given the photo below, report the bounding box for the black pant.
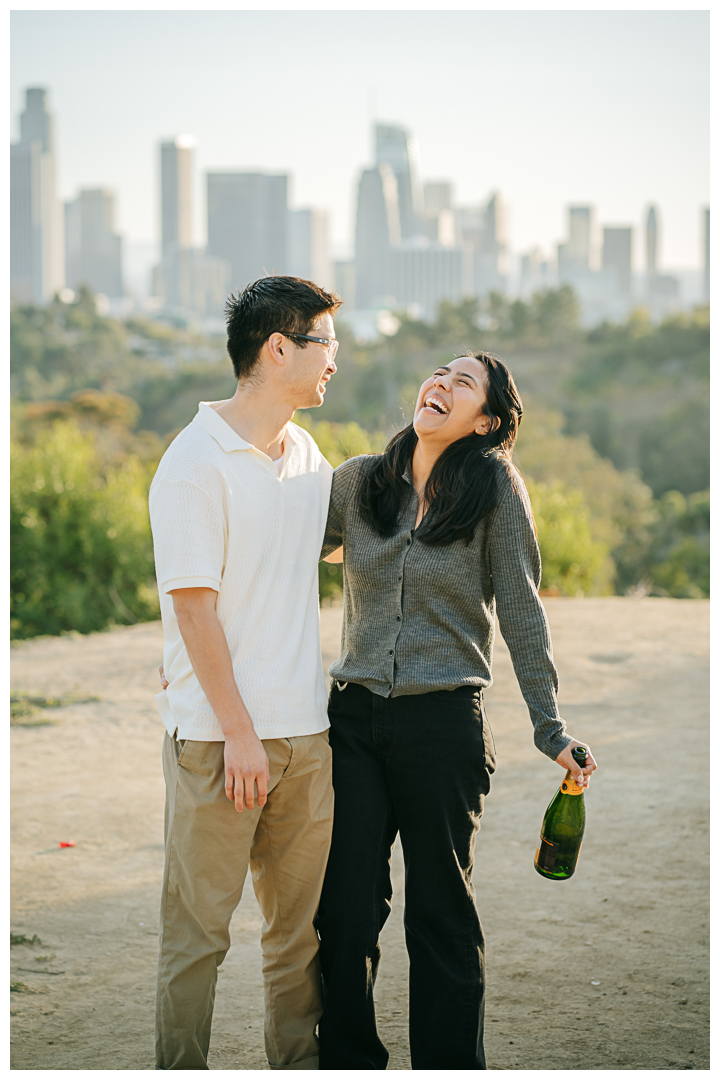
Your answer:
[316,681,496,1070]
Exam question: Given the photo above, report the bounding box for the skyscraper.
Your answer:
[206,172,288,290]
[153,137,231,320]
[65,189,123,299]
[642,205,678,313]
[456,192,508,297]
[153,250,230,323]
[422,182,455,246]
[375,123,421,240]
[703,207,710,303]
[423,182,453,215]
[558,205,596,283]
[287,209,332,289]
[602,227,633,295]
[646,205,658,279]
[567,206,594,270]
[354,164,400,308]
[160,136,194,257]
[390,241,471,320]
[10,87,64,304]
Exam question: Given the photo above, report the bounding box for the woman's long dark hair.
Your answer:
[358,352,523,546]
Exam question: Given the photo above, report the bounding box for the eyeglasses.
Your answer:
[277,332,339,358]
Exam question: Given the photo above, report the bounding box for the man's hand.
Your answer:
[224,729,271,813]
[555,739,597,789]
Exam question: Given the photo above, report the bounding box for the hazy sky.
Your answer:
[10,9,709,268]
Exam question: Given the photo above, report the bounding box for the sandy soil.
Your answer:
[10,598,709,1071]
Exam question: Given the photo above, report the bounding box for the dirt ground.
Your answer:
[10,597,709,1071]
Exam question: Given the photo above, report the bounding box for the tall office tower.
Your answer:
[354,164,400,308]
[422,182,455,246]
[602,227,633,295]
[152,250,231,322]
[703,207,710,302]
[424,182,453,215]
[154,136,230,320]
[470,192,508,296]
[333,260,355,309]
[206,173,287,291]
[390,242,471,321]
[643,206,678,312]
[10,87,64,304]
[567,206,594,270]
[160,136,194,257]
[646,205,658,279]
[375,123,421,240]
[65,189,123,298]
[287,209,332,289]
[519,248,547,299]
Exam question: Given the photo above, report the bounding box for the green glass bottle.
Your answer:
[534,746,588,880]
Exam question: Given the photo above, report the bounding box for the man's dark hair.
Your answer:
[224,276,342,381]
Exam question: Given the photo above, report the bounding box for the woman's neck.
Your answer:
[411,437,445,500]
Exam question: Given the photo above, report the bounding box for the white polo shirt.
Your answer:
[149,401,333,742]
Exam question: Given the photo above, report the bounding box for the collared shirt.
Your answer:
[149,400,333,741]
[322,454,571,761]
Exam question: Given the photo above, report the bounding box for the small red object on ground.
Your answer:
[59,841,76,848]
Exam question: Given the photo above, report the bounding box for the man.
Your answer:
[149,275,342,1070]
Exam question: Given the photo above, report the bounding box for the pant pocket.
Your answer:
[177,740,224,777]
[479,704,497,775]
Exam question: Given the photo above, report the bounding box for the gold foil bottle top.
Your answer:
[560,771,584,796]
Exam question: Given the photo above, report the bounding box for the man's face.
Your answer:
[286,313,338,409]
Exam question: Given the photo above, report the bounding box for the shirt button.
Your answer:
[398,575,402,582]
[396,615,401,621]
[406,538,411,546]
[388,649,394,656]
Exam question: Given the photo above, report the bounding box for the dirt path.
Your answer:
[10,598,709,1070]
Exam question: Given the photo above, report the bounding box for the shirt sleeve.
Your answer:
[487,470,572,761]
[149,479,226,594]
[320,456,366,560]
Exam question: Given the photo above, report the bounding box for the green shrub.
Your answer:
[525,479,613,596]
[11,420,159,638]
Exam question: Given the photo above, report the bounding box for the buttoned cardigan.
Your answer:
[321,453,571,761]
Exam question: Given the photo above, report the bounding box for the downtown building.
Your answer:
[642,205,680,320]
[10,87,64,305]
[64,188,123,301]
[454,192,508,298]
[702,207,710,303]
[553,205,634,324]
[351,123,486,325]
[206,171,288,290]
[152,137,231,324]
[287,208,332,291]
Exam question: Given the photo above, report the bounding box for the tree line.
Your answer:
[10,287,709,638]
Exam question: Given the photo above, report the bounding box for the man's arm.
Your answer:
[170,587,270,813]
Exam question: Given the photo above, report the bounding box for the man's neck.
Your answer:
[215,383,295,460]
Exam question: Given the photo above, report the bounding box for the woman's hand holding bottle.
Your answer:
[554,739,597,788]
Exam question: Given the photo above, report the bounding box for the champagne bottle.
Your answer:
[534,745,588,880]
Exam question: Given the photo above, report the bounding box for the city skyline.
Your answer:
[10,84,708,327]
[10,10,709,270]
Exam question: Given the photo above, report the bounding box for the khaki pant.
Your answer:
[155,730,333,1070]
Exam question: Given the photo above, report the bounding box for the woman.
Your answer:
[316,351,597,1071]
